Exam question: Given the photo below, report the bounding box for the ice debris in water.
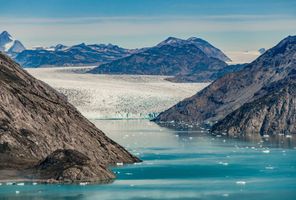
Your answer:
[6,182,14,185]
[79,182,88,186]
[17,183,24,186]
[218,161,229,166]
[262,149,270,154]
[265,166,275,170]
[116,162,124,166]
[236,181,246,185]
[32,182,38,185]
[15,191,20,194]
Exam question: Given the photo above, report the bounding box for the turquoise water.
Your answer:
[1,120,296,200]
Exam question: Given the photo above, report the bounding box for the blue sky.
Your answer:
[0,0,295,51]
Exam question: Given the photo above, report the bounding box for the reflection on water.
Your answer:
[0,120,296,200]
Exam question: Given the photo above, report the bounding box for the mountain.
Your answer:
[15,43,134,68]
[0,31,13,50]
[0,52,139,182]
[157,37,231,62]
[89,37,233,82]
[0,31,26,56]
[154,36,296,136]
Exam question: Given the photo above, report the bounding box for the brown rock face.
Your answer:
[0,53,140,182]
[212,75,296,137]
[154,36,296,126]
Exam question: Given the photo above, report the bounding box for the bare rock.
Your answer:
[0,52,140,182]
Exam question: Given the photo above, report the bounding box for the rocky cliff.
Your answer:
[212,73,296,137]
[0,53,139,182]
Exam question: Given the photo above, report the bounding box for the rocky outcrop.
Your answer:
[154,36,296,136]
[34,149,115,183]
[0,52,140,182]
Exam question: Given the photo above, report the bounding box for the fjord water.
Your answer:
[1,120,296,200]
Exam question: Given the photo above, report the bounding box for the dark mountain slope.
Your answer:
[89,43,227,78]
[154,36,296,125]
[212,71,296,136]
[0,53,139,182]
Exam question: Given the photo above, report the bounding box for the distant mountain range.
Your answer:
[89,37,239,82]
[0,31,26,57]
[0,31,137,68]
[16,43,135,67]
[1,31,245,82]
[154,35,296,137]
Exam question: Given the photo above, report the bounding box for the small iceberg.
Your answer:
[218,161,229,166]
[15,191,20,194]
[262,150,270,154]
[116,162,124,166]
[79,182,88,186]
[17,183,25,186]
[236,181,246,185]
[265,166,275,170]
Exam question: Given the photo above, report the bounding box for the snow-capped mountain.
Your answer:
[0,31,26,56]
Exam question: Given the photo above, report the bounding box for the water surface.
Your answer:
[1,120,295,200]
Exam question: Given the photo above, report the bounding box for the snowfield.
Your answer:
[26,67,209,119]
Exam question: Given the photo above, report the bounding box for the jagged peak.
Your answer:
[0,31,12,38]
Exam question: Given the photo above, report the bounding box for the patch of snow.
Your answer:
[4,41,14,51]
